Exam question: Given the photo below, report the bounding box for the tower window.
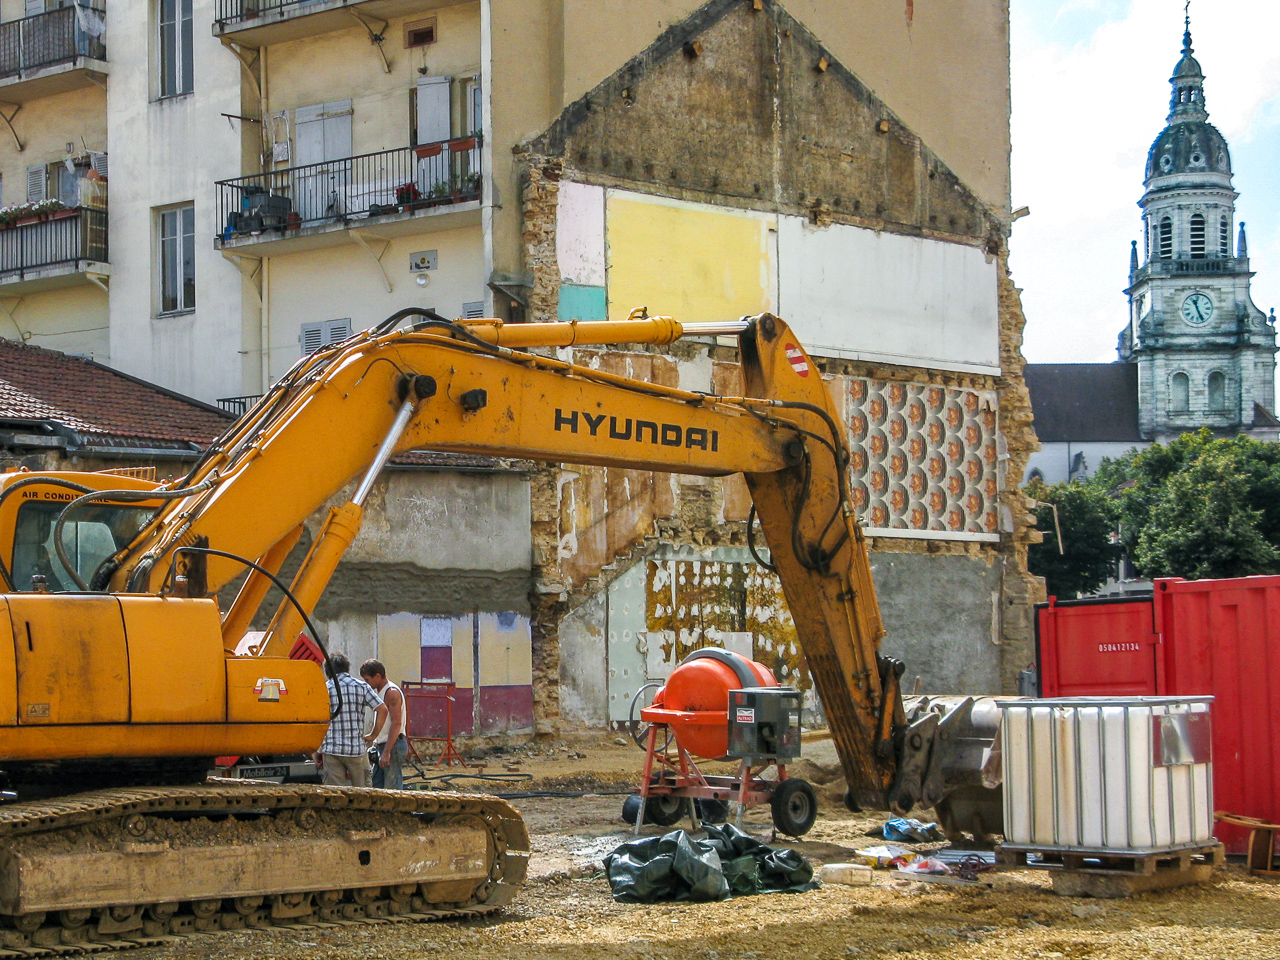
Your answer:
[1221,216,1230,256]
[1208,372,1226,411]
[1171,372,1190,413]
[1159,217,1172,259]
[1189,214,1205,259]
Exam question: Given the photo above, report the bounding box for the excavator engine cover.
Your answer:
[641,649,777,760]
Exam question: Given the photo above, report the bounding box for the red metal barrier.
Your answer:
[1036,575,1280,853]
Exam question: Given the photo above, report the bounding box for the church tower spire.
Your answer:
[1119,7,1277,443]
[1168,7,1207,122]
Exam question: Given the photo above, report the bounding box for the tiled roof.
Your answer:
[1025,363,1144,443]
[0,340,232,447]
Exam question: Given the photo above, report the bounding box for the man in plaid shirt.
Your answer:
[314,652,387,788]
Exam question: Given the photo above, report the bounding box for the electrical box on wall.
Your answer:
[410,250,438,272]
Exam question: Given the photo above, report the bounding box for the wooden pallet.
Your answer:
[997,841,1224,876]
[997,842,1224,898]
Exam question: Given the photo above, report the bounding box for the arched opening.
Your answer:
[1221,215,1230,256]
[1159,217,1173,259]
[1171,372,1190,412]
[1208,371,1227,411]
[1190,214,1206,258]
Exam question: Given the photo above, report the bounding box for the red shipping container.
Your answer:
[1036,575,1280,853]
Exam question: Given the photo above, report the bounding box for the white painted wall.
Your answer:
[106,0,247,402]
[776,216,1000,374]
[1024,441,1149,485]
[555,180,605,286]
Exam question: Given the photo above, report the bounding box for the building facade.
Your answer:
[1025,19,1278,486]
[0,0,1040,736]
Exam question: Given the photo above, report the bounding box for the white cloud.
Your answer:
[1010,0,1280,364]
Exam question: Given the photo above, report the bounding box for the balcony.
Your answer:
[0,205,109,294]
[216,395,262,416]
[213,0,470,47]
[214,137,481,256]
[0,5,107,102]
[1131,257,1248,286]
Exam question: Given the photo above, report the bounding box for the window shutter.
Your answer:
[415,77,451,145]
[26,164,46,202]
[323,318,352,345]
[462,301,485,319]
[299,322,325,355]
[90,153,108,178]
[25,0,44,18]
[322,101,352,163]
[293,104,325,167]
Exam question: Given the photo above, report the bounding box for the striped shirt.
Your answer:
[319,673,384,757]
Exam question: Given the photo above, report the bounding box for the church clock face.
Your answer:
[1181,292,1214,326]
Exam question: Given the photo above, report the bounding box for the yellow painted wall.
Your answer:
[605,192,772,322]
[266,3,481,160]
[1,283,108,359]
[262,222,483,381]
[375,612,421,687]
[0,86,106,209]
[451,616,473,687]
[476,613,531,687]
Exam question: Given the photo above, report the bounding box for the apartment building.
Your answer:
[0,0,1040,737]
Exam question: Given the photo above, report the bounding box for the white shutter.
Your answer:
[323,318,352,345]
[321,100,352,162]
[294,104,326,167]
[299,322,325,355]
[25,0,44,18]
[415,76,451,144]
[462,301,485,319]
[90,152,108,177]
[26,164,46,202]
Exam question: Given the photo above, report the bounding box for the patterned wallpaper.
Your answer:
[848,378,1000,539]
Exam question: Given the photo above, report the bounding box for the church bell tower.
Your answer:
[1119,16,1277,442]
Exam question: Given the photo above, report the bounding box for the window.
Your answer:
[1171,372,1190,412]
[1159,217,1172,259]
[1221,215,1230,256]
[159,205,195,314]
[300,318,352,355]
[12,501,153,593]
[404,17,436,48]
[159,0,194,98]
[1208,371,1226,411]
[1189,213,1205,259]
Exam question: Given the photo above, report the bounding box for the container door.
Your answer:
[9,595,128,725]
[1036,597,1158,697]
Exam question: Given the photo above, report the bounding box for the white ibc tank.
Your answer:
[999,696,1214,853]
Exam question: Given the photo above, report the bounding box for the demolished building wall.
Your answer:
[514,0,1041,734]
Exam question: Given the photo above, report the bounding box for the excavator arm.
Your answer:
[73,311,906,808]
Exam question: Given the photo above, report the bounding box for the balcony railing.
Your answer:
[216,395,262,416]
[214,0,326,29]
[214,137,481,243]
[1133,257,1245,284]
[0,5,106,78]
[0,207,108,284]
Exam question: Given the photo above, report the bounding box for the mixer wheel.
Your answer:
[644,794,686,827]
[770,778,816,837]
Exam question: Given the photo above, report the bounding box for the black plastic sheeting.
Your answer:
[604,823,818,903]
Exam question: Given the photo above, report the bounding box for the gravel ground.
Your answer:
[136,734,1280,960]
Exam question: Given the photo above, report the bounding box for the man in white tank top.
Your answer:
[359,659,408,789]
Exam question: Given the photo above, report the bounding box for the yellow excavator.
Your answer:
[0,309,998,949]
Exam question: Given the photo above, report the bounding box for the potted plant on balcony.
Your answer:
[395,182,422,210]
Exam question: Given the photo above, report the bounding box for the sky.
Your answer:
[1009,0,1280,364]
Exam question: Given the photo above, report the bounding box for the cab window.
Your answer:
[11,501,154,592]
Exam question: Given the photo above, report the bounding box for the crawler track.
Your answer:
[0,780,528,955]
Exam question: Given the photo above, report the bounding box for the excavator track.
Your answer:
[0,780,528,955]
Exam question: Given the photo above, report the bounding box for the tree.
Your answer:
[1091,430,1280,580]
[1132,445,1280,579]
[1024,478,1121,598]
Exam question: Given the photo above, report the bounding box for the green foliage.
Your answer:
[1089,430,1280,581]
[1024,478,1121,599]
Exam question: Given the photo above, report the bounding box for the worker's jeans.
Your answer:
[372,735,408,789]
